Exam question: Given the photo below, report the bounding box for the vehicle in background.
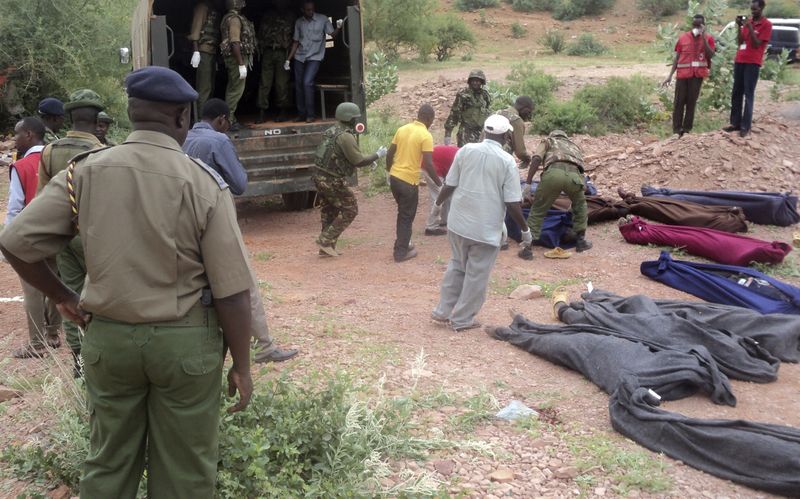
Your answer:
[768,19,799,63]
[128,0,365,210]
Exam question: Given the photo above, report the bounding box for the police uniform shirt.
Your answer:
[0,130,252,324]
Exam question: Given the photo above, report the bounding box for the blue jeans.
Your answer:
[730,62,761,132]
[293,59,321,119]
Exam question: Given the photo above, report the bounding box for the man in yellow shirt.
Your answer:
[386,104,441,262]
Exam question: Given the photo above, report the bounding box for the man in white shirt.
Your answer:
[432,115,532,332]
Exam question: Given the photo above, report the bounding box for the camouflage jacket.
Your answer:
[314,124,362,179]
[221,11,257,62]
[258,11,295,51]
[535,136,585,173]
[444,87,491,133]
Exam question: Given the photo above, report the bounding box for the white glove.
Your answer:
[444,136,452,146]
[238,65,247,80]
[284,60,291,71]
[336,19,344,29]
[375,146,388,158]
[521,229,533,246]
[190,51,201,68]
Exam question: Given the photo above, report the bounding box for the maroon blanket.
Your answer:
[618,216,792,266]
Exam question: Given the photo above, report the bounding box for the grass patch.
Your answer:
[254,251,275,262]
[752,254,800,279]
[448,390,500,433]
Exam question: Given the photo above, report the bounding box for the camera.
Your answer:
[736,15,747,25]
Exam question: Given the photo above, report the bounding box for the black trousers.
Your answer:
[390,175,419,258]
[672,77,704,134]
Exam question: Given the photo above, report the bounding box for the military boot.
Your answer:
[256,109,267,124]
[575,232,592,253]
[518,245,533,260]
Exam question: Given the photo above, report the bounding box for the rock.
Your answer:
[594,487,607,496]
[554,466,579,479]
[783,159,794,167]
[47,485,71,499]
[509,284,543,300]
[0,386,22,403]
[489,468,515,483]
[434,459,455,477]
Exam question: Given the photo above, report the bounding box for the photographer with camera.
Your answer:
[662,15,716,139]
[723,0,772,138]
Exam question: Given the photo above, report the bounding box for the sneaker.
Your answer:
[722,125,740,132]
[424,228,447,236]
[544,247,571,259]
[254,347,299,363]
[430,312,449,325]
[551,286,569,320]
[395,247,418,262]
[670,133,681,140]
[518,246,533,260]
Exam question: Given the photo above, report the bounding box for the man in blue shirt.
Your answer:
[182,98,248,195]
[183,98,298,364]
[286,1,342,122]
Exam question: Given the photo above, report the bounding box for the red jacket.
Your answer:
[675,31,715,79]
[9,151,41,206]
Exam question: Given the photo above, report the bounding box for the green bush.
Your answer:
[566,34,609,56]
[512,0,536,11]
[541,29,568,53]
[553,0,615,20]
[636,0,685,18]
[532,100,602,135]
[765,0,800,18]
[575,76,659,132]
[365,52,399,106]
[429,15,477,61]
[456,0,499,10]
[363,0,436,59]
[487,81,518,112]
[506,64,560,107]
[511,22,528,38]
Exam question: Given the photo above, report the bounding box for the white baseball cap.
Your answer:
[484,114,511,134]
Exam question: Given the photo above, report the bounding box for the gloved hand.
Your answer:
[376,145,388,158]
[444,136,452,146]
[283,60,291,71]
[336,19,344,28]
[521,229,533,247]
[190,51,201,68]
[238,65,247,80]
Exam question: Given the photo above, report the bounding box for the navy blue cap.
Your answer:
[124,66,199,103]
[37,97,65,116]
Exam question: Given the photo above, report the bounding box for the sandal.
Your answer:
[544,247,571,259]
[551,286,569,320]
[12,345,48,359]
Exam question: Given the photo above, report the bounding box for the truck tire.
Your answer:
[282,191,316,211]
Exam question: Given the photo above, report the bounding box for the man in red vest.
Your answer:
[5,117,62,358]
[663,14,716,138]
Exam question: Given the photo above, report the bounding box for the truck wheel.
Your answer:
[282,191,316,211]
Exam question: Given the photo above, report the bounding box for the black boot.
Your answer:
[518,246,533,260]
[274,109,289,122]
[256,109,267,124]
[575,232,592,253]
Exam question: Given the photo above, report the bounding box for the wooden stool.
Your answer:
[316,84,351,119]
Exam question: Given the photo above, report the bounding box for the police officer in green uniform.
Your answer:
[496,95,533,168]
[0,66,253,498]
[36,97,65,144]
[256,0,295,123]
[220,0,256,131]
[520,130,592,260]
[313,102,387,257]
[444,69,491,147]
[36,89,105,371]
[189,0,222,113]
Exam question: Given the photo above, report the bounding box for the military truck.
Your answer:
[129,0,365,210]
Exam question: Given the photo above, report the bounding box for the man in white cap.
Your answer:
[432,114,531,332]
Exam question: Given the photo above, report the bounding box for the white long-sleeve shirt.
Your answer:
[5,145,44,226]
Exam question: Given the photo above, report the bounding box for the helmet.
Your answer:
[335,102,362,122]
[467,69,486,84]
[549,129,568,138]
[226,0,246,10]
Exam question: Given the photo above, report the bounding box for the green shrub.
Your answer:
[566,33,608,56]
[506,64,560,106]
[765,0,800,18]
[487,81,518,112]
[541,29,567,53]
[636,0,685,18]
[363,0,436,59]
[511,22,528,38]
[512,0,536,11]
[575,76,659,132]
[429,15,477,61]
[456,0,499,10]
[554,0,615,20]
[532,99,602,135]
[365,52,399,106]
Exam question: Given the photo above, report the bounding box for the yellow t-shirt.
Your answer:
[389,121,433,185]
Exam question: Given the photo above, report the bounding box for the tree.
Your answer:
[362,0,436,60]
[429,15,476,62]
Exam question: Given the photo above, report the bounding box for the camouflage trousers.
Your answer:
[313,175,358,247]
[457,125,484,147]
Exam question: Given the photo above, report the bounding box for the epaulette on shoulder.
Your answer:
[187,156,229,190]
[68,145,114,165]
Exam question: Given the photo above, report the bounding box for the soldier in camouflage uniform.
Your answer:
[256,0,295,123]
[444,69,491,147]
[496,95,533,168]
[220,0,256,130]
[313,102,387,257]
[188,1,222,113]
[520,130,592,260]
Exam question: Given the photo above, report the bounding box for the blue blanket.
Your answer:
[506,209,575,249]
[641,251,800,315]
[641,186,799,227]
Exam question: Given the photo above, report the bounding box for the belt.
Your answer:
[676,61,705,68]
[546,162,581,173]
[93,302,212,328]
